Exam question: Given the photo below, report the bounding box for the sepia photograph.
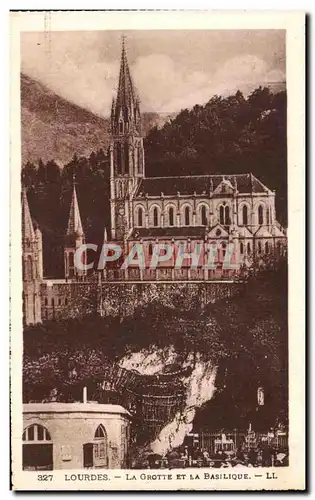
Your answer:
[10,10,305,491]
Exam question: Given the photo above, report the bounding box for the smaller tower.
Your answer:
[22,188,42,324]
[64,181,86,279]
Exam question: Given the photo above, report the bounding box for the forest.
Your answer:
[22,86,287,277]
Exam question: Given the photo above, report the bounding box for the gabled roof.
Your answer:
[207,224,230,239]
[135,173,270,198]
[67,185,84,237]
[238,226,254,238]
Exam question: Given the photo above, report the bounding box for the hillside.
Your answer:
[21,74,168,166]
[21,74,111,166]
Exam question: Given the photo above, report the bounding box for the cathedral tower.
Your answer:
[110,38,145,240]
[64,182,86,279]
[22,188,42,324]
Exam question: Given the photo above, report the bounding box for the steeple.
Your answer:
[111,36,141,136]
[22,187,35,243]
[67,182,84,237]
[64,180,86,279]
[109,37,145,242]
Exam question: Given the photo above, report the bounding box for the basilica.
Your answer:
[22,40,287,325]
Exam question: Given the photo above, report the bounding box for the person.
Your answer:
[236,446,245,463]
[248,448,258,466]
[202,449,211,467]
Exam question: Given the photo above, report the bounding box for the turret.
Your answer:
[21,187,42,324]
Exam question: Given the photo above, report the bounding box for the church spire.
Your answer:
[67,181,84,237]
[22,187,35,242]
[64,180,86,279]
[117,36,136,109]
[111,36,140,135]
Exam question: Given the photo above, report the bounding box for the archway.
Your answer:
[93,424,108,468]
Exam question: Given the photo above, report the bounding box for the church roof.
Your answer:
[22,187,35,241]
[135,174,269,197]
[66,184,84,237]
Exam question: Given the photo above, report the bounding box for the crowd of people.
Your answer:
[140,443,288,470]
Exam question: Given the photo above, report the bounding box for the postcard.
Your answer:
[10,10,305,491]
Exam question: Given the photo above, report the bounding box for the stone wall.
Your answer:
[41,279,244,321]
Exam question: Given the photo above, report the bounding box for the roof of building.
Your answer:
[134,173,269,197]
[23,402,131,416]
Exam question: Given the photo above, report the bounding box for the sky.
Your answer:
[21,30,286,116]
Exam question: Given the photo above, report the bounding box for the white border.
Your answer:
[9,9,305,492]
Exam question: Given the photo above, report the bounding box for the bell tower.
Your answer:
[110,37,145,241]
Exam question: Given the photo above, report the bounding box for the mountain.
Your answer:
[21,74,111,166]
[21,74,171,166]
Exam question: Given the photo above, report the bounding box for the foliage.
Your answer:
[22,150,109,277]
[145,87,287,225]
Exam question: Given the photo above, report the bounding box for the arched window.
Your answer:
[22,424,53,471]
[148,243,153,256]
[277,241,281,255]
[116,143,122,174]
[225,206,230,225]
[266,208,270,225]
[242,205,248,226]
[26,256,33,281]
[201,206,207,226]
[184,206,190,226]
[137,207,143,227]
[44,298,48,306]
[247,242,251,254]
[240,242,244,254]
[65,298,68,306]
[119,121,123,134]
[265,241,269,254]
[124,143,129,174]
[258,241,262,254]
[219,205,230,225]
[258,205,264,225]
[51,298,55,307]
[169,207,174,226]
[58,298,61,306]
[23,424,51,442]
[94,425,107,467]
[69,253,74,267]
[153,207,158,227]
[219,205,225,225]
[95,425,106,439]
